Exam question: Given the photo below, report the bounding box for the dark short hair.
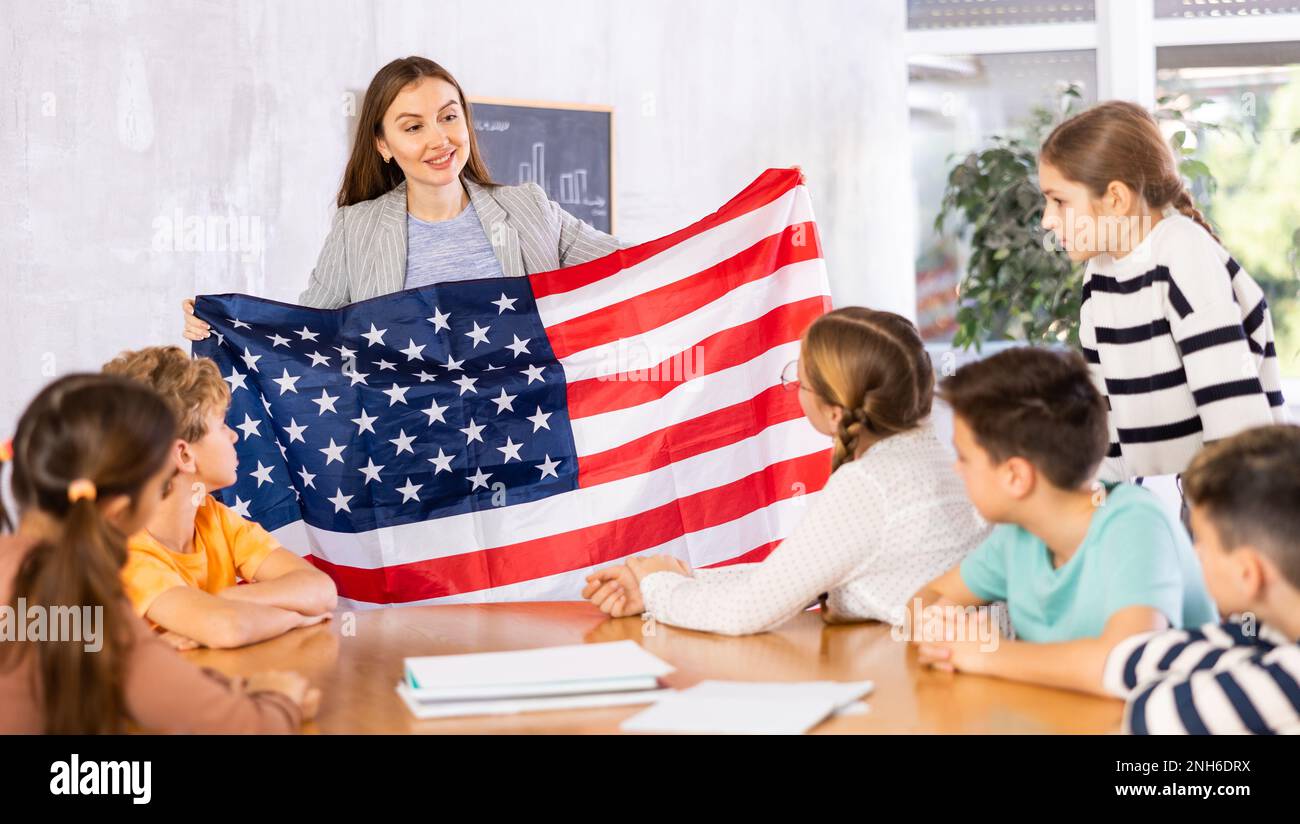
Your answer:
[1182,424,1300,588]
[939,347,1109,489]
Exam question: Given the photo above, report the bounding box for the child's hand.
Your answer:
[297,611,332,628]
[582,565,643,617]
[625,554,691,582]
[158,629,200,651]
[245,670,320,720]
[182,298,211,341]
[916,608,1002,675]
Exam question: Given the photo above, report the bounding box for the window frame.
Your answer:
[904,0,1300,401]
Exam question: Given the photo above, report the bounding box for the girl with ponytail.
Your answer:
[581,308,989,636]
[1038,101,1288,484]
[0,374,318,733]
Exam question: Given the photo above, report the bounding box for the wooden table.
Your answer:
[183,602,1124,734]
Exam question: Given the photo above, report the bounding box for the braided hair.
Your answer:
[802,308,935,471]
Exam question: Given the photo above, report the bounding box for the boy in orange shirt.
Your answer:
[104,346,337,648]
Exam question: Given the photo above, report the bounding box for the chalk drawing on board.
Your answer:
[469,98,615,234]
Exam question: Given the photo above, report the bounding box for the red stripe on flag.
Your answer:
[308,448,831,604]
[575,383,806,487]
[566,296,831,419]
[529,168,803,300]
[547,221,822,361]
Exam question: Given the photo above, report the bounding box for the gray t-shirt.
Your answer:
[404,202,506,288]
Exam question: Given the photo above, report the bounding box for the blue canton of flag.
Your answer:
[192,279,578,535]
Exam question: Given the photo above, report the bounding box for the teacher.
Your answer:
[182,56,624,339]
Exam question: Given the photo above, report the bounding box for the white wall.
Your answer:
[0,0,913,432]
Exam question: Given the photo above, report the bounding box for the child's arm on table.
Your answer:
[917,605,1170,696]
[583,556,691,617]
[146,586,330,650]
[218,548,338,615]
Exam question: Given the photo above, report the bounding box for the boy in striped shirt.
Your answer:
[1104,424,1300,734]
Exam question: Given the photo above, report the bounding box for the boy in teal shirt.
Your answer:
[910,348,1216,694]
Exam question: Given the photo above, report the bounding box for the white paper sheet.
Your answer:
[620,680,874,734]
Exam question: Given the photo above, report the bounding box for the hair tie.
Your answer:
[0,439,12,463]
[67,479,97,503]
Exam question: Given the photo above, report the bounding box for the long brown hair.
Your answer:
[801,308,935,471]
[338,56,497,207]
[1041,100,1219,242]
[0,374,177,733]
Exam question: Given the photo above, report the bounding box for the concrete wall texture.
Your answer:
[0,0,914,432]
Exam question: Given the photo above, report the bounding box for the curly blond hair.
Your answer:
[102,346,230,443]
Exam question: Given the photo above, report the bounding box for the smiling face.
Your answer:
[375,76,471,191]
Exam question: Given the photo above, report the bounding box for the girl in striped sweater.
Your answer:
[1037,101,1288,484]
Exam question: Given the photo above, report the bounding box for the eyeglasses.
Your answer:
[780,359,802,392]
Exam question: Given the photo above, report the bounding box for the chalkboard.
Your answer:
[469,98,615,234]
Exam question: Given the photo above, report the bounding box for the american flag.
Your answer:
[192,168,833,608]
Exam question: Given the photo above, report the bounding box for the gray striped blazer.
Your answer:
[299,179,624,309]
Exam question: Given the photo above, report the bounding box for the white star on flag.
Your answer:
[491,388,517,414]
[328,489,353,513]
[319,438,347,465]
[361,323,387,347]
[427,448,455,474]
[497,437,523,463]
[358,458,384,484]
[426,307,451,332]
[506,335,531,358]
[389,429,416,455]
[273,368,301,395]
[283,418,308,443]
[527,407,553,432]
[460,419,485,444]
[250,461,275,487]
[400,339,426,361]
[236,413,261,440]
[464,321,491,347]
[313,390,339,414]
[351,409,378,434]
[536,455,561,480]
[396,478,423,503]
[383,383,411,406]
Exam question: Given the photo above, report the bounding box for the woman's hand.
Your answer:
[625,554,691,582]
[182,298,211,341]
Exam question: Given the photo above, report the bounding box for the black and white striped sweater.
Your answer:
[1080,214,1288,481]
[1104,618,1300,735]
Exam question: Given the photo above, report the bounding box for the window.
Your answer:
[905,0,1300,398]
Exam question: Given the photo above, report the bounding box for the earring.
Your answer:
[382,155,392,164]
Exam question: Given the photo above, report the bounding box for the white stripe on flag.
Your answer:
[272,415,828,570]
[534,187,814,325]
[557,258,828,384]
[568,339,800,455]
[330,490,820,607]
